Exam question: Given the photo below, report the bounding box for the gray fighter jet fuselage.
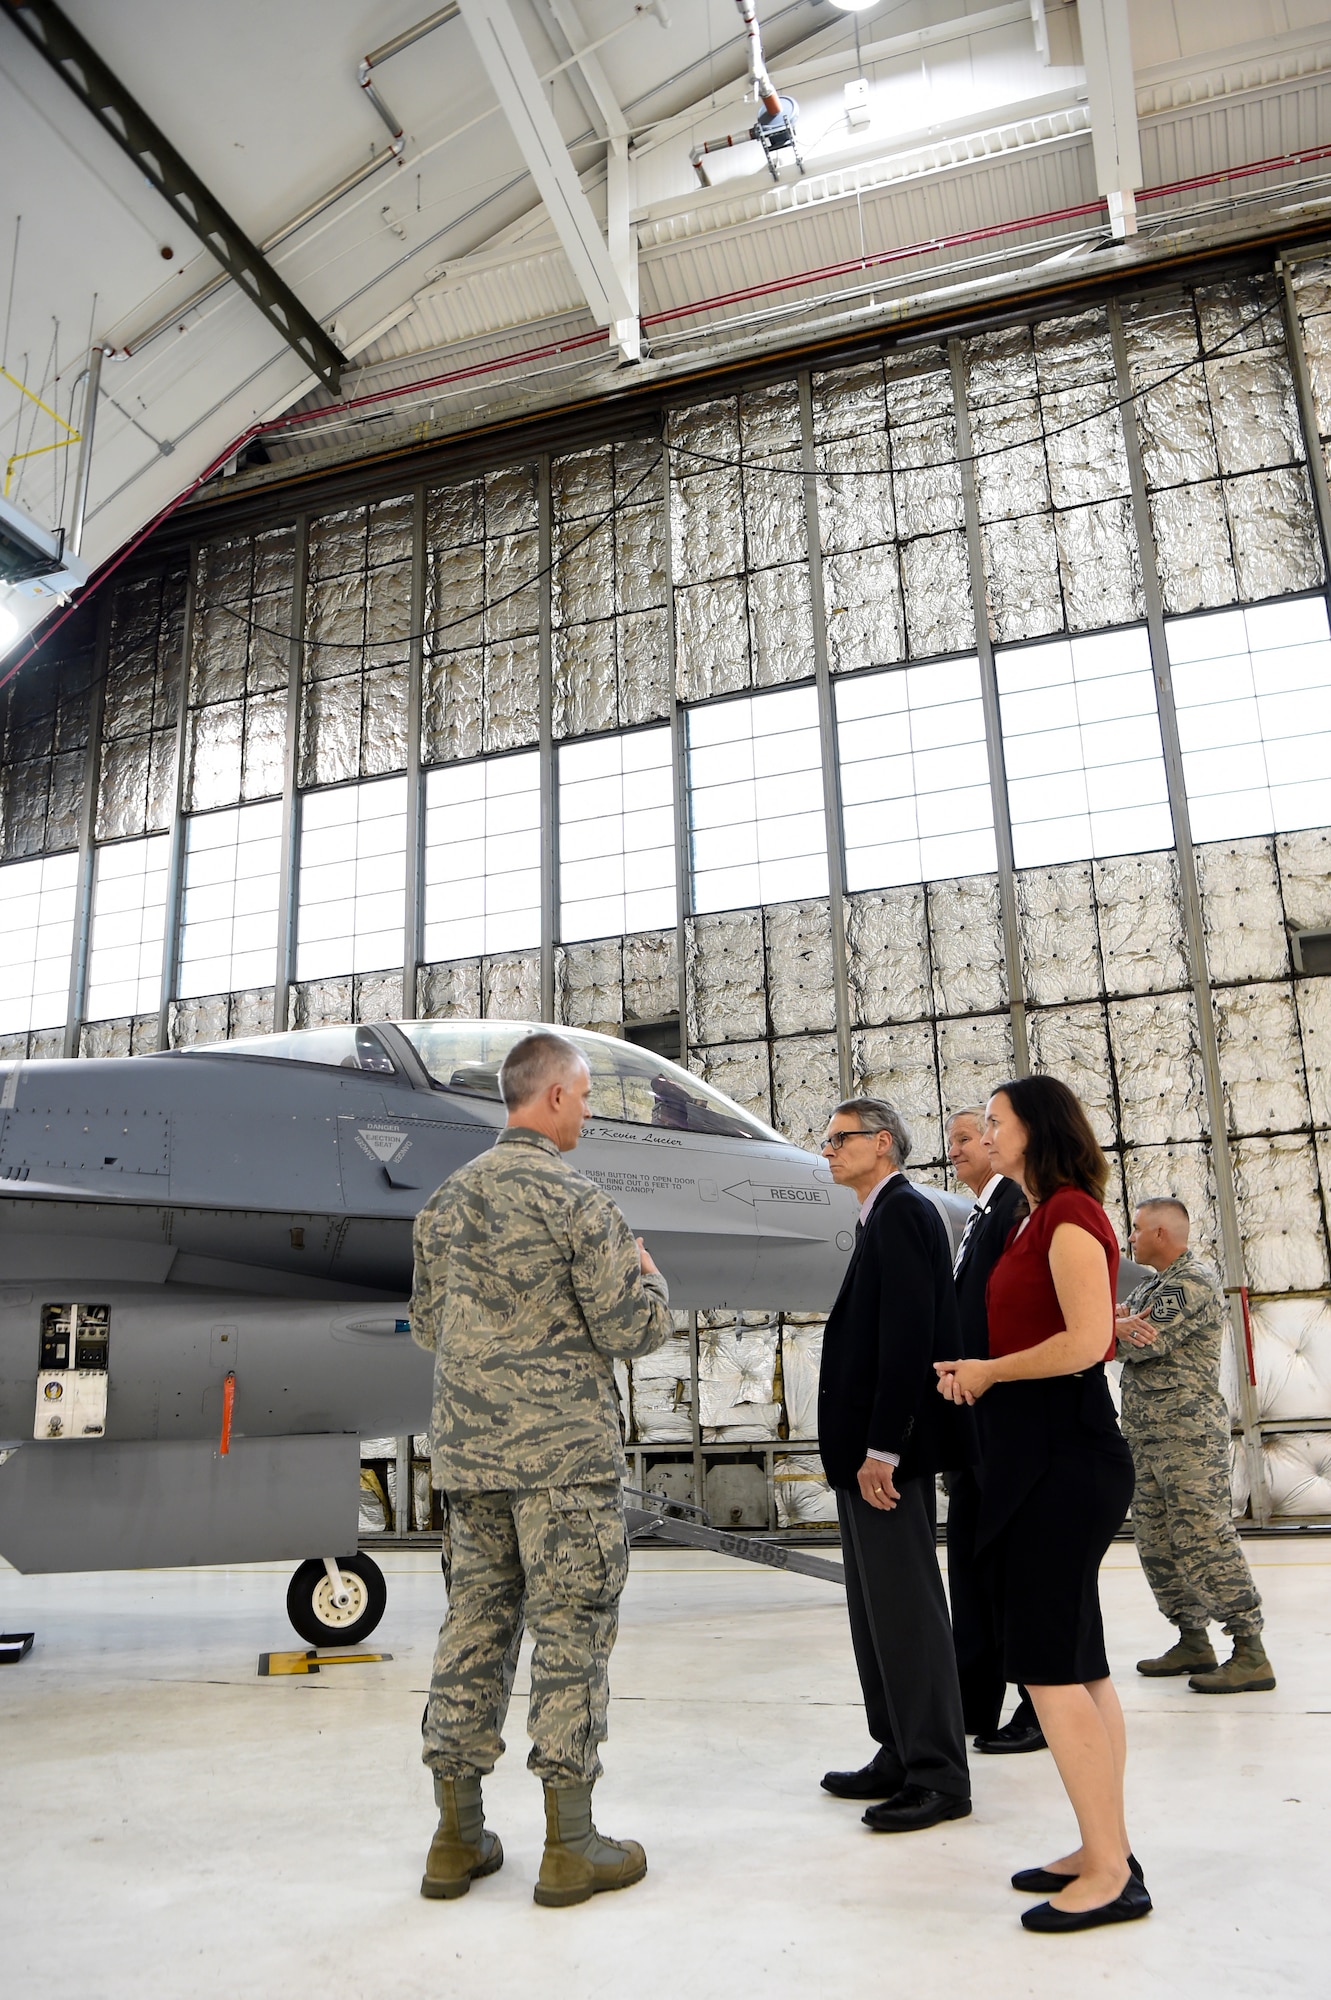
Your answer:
[0,1020,975,1619]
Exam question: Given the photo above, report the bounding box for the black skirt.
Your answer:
[976,1369,1134,1687]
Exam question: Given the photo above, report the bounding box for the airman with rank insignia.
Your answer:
[1116,1198,1275,1695]
[410,1029,673,1905]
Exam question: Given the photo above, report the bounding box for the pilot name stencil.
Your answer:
[355,1125,412,1166]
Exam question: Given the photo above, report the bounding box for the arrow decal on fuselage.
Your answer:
[722,1180,830,1208]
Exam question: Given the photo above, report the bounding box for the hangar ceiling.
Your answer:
[2,0,1331,660]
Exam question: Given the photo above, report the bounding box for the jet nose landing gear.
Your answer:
[286,1552,387,1647]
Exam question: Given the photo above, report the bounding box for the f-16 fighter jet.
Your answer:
[0,1021,969,1642]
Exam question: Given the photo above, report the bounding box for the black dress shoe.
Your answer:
[862,1784,972,1833]
[821,1752,906,1800]
[973,1715,1047,1755]
[1012,1854,1145,1895]
[1020,1876,1152,1932]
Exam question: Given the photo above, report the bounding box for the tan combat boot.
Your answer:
[533,1781,647,1908]
[1137,1628,1217,1676]
[420,1774,504,1899]
[1188,1636,1276,1693]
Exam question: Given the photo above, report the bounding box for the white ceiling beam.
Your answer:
[455,0,638,357]
[1077,0,1142,237]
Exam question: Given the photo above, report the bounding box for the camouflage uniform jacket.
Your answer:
[1117,1250,1230,1440]
[411,1126,672,1492]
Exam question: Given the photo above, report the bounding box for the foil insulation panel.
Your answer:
[936,1014,1015,1118]
[1108,993,1207,1144]
[290,978,353,1028]
[779,1318,825,1440]
[418,959,482,1018]
[1056,498,1144,631]
[1277,827,1331,931]
[928,875,1007,1017]
[765,900,837,1037]
[853,1022,944,1165]
[79,1014,158,1058]
[0,640,90,858]
[845,887,932,1026]
[97,571,186,842]
[1122,1141,1221,1267]
[558,938,625,1034]
[1233,1136,1330,1292]
[1214,983,1310,1136]
[899,532,974,657]
[622,929,678,1029]
[981,512,1062,642]
[687,911,767,1045]
[1027,1004,1117,1148]
[481,953,541,1020]
[1093,852,1189,997]
[1196,838,1290,984]
[1017,863,1101,1005]
[690,1040,773,1128]
[1295,977,1331,1128]
[823,547,906,673]
[770,1033,840,1152]
[674,577,750,702]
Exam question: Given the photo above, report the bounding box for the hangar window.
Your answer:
[686,686,827,913]
[177,801,283,999]
[835,658,995,889]
[996,627,1174,866]
[1166,596,1331,839]
[0,852,78,1034]
[84,834,170,1022]
[558,727,676,943]
[423,751,541,961]
[296,776,407,981]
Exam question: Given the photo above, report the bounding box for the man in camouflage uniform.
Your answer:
[1117,1197,1275,1694]
[411,1029,672,1905]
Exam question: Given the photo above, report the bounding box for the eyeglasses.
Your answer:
[820,1129,878,1152]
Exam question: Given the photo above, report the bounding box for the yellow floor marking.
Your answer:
[257,1650,393,1677]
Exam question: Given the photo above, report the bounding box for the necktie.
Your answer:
[953,1199,984,1275]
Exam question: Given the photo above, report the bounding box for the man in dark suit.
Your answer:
[817,1095,974,1833]
[944,1106,1046,1755]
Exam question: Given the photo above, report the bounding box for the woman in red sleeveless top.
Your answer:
[936,1076,1147,1934]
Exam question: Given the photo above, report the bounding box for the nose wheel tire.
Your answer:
[286,1553,387,1647]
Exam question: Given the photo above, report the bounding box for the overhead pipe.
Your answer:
[735,0,781,118]
[358,3,462,158]
[67,343,107,557]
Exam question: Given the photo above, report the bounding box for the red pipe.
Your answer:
[1239,1287,1257,1389]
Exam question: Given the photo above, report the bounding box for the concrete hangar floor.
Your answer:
[1,1540,1325,1998]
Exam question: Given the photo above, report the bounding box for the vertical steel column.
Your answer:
[664,435,691,1066]
[1276,256,1331,579]
[394,1434,412,1536]
[948,338,1030,1074]
[62,593,111,1057]
[798,371,854,1099]
[688,1308,704,1512]
[538,454,557,1023]
[155,544,199,1052]
[272,517,309,1033]
[1108,298,1271,1523]
[402,487,428,1018]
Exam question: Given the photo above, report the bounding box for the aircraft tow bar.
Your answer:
[624,1488,844,1586]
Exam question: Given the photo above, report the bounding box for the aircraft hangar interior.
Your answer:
[1,0,1329,1991]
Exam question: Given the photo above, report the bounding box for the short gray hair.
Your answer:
[1136,1195,1190,1232]
[499,1031,585,1109]
[830,1095,912,1165]
[946,1105,985,1132]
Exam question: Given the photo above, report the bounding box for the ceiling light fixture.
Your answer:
[828,0,878,13]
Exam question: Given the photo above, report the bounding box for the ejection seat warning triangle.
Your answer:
[258,1649,394,1676]
[355,1125,412,1165]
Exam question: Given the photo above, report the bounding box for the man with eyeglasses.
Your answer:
[817,1097,976,1834]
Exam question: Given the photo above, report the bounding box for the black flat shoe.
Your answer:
[1021,1877,1152,1933]
[973,1716,1047,1754]
[1012,1854,1144,1895]
[821,1753,906,1800]
[862,1784,972,1833]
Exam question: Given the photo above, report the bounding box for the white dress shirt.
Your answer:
[858,1170,901,1470]
[953,1172,1006,1275]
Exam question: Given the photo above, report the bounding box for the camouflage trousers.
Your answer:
[1128,1428,1263,1638]
[422,1483,629,1785]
